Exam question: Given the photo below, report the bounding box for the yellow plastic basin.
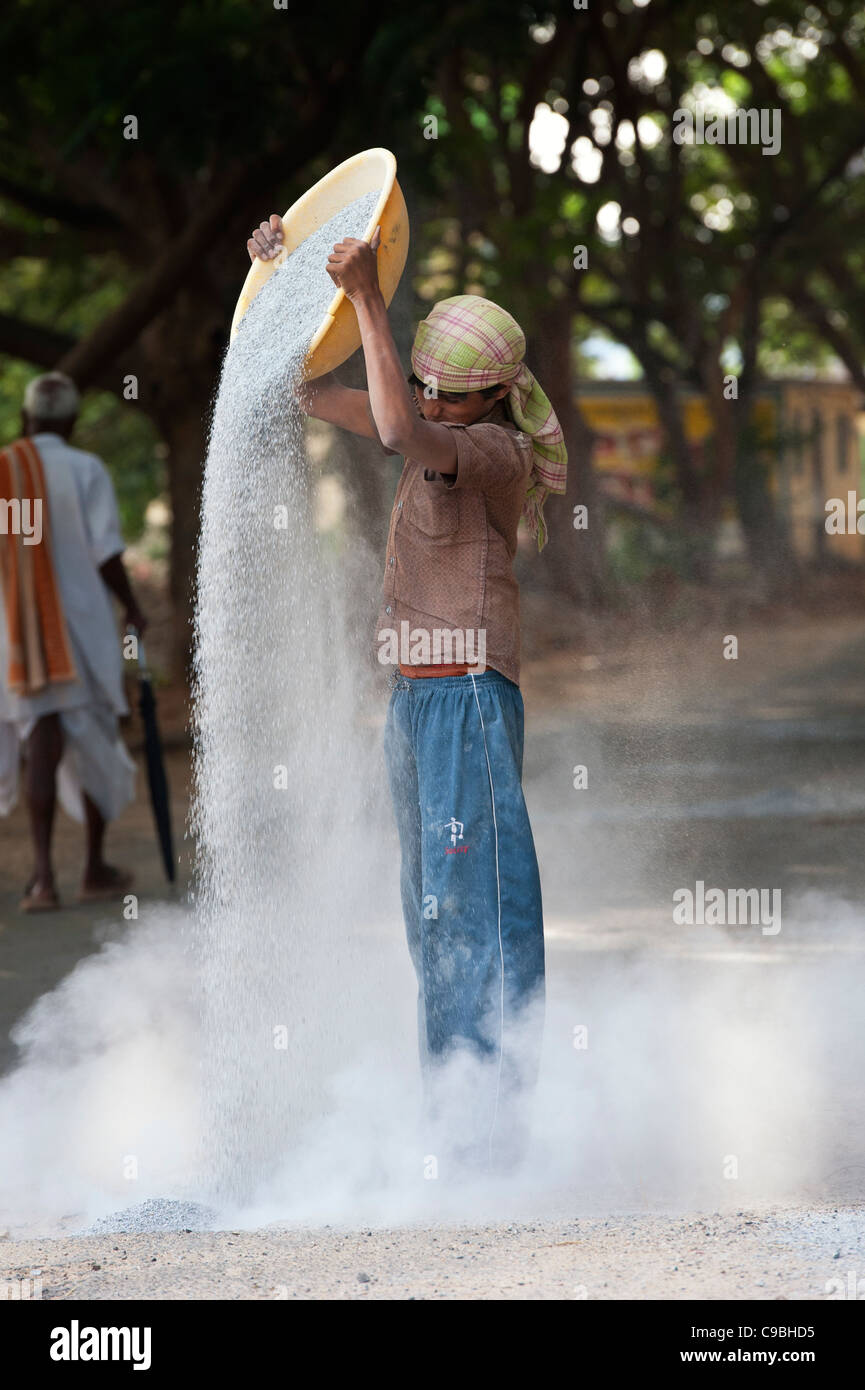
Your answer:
[230,147,409,379]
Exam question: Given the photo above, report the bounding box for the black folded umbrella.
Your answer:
[130,630,175,884]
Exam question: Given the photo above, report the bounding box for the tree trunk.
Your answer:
[139,282,224,677]
[733,433,796,588]
[527,298,604,606]
[624,338,720,583]
[732,350,798,591]
[810,409,828,567]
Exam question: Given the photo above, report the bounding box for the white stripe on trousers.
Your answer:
[470,672,506,1167]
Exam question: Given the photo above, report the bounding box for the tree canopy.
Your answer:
[1,0,863,649]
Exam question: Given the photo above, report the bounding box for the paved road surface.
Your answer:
[2,612,863,1297]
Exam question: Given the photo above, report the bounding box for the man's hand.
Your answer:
[247,214,284,263]
[124,605,148,638]
[326,227,382,301]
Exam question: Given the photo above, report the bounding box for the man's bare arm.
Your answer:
[100,553,147,635]
[296,373,384,444]
[326,233,458,475]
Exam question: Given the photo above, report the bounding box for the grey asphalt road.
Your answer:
[1,611,863,1297]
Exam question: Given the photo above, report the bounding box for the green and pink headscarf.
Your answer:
[410,294,568,548]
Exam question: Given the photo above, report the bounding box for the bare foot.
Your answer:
[20,876,61,913]
[78,864,134,901]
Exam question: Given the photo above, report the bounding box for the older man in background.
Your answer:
[0,372,145,911]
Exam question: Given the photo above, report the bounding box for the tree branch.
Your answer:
[0,308,149,404]
[0,312,76,367]
[0,172,122,233]
[788,285,865,396]
[55,162,250,384]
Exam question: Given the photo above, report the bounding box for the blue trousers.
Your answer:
[384,669,545,1164]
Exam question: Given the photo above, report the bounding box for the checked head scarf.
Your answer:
[410,294,568,549]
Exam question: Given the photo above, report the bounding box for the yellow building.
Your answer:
[576,377,865,561]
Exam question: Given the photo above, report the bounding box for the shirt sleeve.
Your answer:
[439,421,534,496]
[83,455,125,567]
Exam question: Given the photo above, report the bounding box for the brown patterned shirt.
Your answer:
[375,401,534,685]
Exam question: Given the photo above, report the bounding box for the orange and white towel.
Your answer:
[0,436,77,694]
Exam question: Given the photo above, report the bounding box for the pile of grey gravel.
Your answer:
[81,1198,219,1235]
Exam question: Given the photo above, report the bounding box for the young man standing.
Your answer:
[248,217,567,1173]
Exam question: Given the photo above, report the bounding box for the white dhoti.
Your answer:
[0,690,136,826]
[0,432,136,825]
